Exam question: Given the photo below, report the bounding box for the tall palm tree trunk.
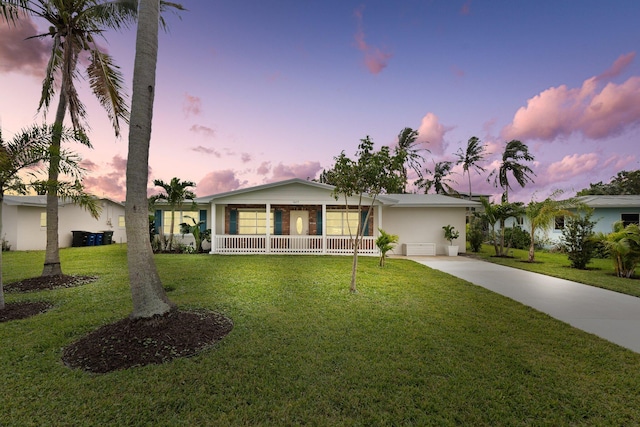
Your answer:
[42,92,68,277]
[0,195,5,309]
[126,0,174,319]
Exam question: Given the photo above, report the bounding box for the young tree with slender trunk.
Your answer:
[330,137,403,292]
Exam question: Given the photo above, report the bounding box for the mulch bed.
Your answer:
[62,310,234,374]
[0,301,53,322]
[4,275,97,293]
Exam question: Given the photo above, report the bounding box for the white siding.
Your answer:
[381,206,466,255]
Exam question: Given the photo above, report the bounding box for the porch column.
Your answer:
[265,203,271,253]
[209,202,216,254]
[322,203,327,254]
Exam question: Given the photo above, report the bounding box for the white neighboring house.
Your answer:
[153,178,480,256]
[2,195,126,251]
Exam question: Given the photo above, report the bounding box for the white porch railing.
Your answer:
[213,235,378,255]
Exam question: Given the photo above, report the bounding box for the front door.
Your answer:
[290,211,309,236]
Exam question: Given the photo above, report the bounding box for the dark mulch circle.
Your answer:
[0,301,53,323]
[4,275,97,293]
[62,310,234,374]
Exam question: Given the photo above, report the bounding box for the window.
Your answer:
[326,211,360,235]
[163,211,197,234]
[118,215,125,227]
[621,213,639,227]
[237,210,274,235]
[516,216,524,226]
[554,215,565,230]
[40,212,46,227]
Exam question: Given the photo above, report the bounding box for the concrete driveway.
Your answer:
[410,255,640,354]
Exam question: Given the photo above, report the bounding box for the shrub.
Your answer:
[561,209,597,269]
[467,220,484,252]
[504,226,531,250]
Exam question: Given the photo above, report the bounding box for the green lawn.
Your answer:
[471,244,640,298]
[2,245,640,426]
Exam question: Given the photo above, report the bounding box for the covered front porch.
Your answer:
[209,201,380,255]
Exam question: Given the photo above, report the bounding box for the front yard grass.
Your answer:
[471,244,640,298]
[2,244,640,425]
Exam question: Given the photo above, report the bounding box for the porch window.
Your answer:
[621,213,639,227]
[40,212,46,227]
[237,210,274,235]
[554,215,565,230]
[326,211,360,235]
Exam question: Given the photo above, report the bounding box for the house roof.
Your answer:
[576,195,640,208]
[2,195,123,207]
[196,178,480,208]
[383,193,481,208]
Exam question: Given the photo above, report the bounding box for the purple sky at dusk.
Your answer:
[1,1,639,203]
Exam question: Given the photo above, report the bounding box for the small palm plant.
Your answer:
[376,228,399,267]
[601,221,640,278]
[442,225,460,246]
[180,216,211,254]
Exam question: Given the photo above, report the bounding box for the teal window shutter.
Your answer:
[154,210,162,234]
[274,210,282,235]
[229,210,238,234]
[199,210,207,233]
[316,210,323,235]
[361,210,370,236]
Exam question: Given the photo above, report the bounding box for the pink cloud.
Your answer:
[257,161,271,175]
[353,6,393,75]
[546,153,600,182]
[595,52,635,82]
[189,124,215,137]
[82,155,129,201]
[417,112,454,155]
[0,19,49,77]
[197,170,241,196]
[183,93,202,117]
[241,153,252,163]
[450,65,465,78]
[501,53,640,142]
[80,159,98,171]
[265,161,323,183]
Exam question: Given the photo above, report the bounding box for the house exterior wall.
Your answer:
[2,204,19,250]
[2,199,126,251]
[381,206,466,255]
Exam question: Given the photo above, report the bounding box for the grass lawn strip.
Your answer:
[1,245,639,425]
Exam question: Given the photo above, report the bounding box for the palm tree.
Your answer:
[0,124,94,309]
[490,140,535,203]
[455,136,487,200]
[524,191,574,262]
[420,161,457,195]
[125,0,184,318]
[393,127,425,193]
[151,177,196,252]
[0,0,137,277]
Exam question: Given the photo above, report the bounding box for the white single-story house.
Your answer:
[1,195,126,251]
[154,178,480,256]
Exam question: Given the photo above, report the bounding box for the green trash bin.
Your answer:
[102,231,114,245]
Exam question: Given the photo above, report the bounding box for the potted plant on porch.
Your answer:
[442,225,460,256]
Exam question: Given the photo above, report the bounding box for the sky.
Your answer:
[1,0,639,203]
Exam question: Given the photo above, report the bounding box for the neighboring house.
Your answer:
[153,178,480,256]
[503,195,640,245]
[547,195,640,243]
[2,195,126,251]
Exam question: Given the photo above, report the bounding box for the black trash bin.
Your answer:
[102,231,114,245]
[72,231,88,247]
